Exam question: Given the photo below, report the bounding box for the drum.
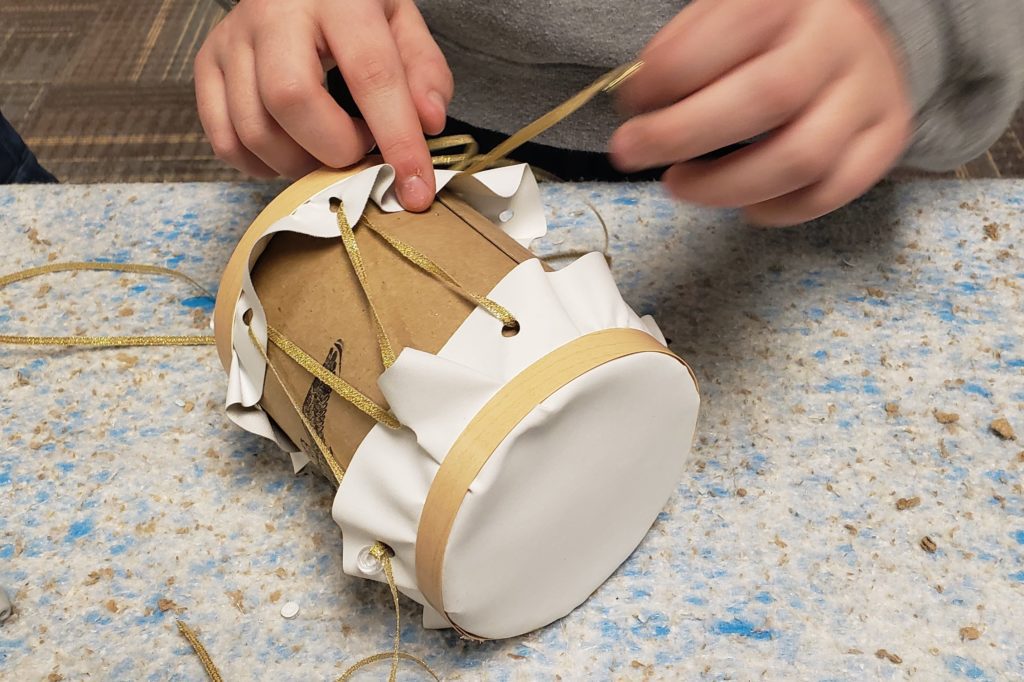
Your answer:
[212,160,700,640]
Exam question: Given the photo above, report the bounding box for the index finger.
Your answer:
[321,1,435,211]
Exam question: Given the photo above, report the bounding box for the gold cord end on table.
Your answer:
[176,620,224,682]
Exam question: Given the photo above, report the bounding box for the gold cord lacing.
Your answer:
[332,200,518,371]
[264,324,401,430]
[360,217,518,330]
[246,325,346,485]
[333,199,398,368]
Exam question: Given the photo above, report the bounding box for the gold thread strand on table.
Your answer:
[248,325,345,486]
[0,333,214,347]
[338,652,441,681]
[461,60,643,173]
[0,261,213,296]
[176,620,224,682]
[0,261,216,348]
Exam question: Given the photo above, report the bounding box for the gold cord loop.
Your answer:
[427,134,479,169]
[174,543,440,682]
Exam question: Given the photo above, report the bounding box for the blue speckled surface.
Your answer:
[1,180,1022,680]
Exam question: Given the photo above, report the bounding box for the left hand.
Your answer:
[610,0,912,226]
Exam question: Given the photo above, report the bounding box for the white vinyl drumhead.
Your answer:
[442,351,698,638]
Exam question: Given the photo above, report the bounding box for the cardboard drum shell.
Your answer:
[241,194,538,474]
[213,164,370,373]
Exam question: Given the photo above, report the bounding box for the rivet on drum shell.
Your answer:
[357,547,382,575]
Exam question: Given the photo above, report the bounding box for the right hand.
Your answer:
[194,0,453,211]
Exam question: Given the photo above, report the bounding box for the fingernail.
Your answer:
[354,119,377,155]
[612,95,632,118]
[400,173,431,211]
[608,129,637,172]
[428,90,447,117]
[426,91,448,134]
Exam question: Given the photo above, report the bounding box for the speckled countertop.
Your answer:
[0,180,1022,681]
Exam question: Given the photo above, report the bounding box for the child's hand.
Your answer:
[610,0,912,226]
[194,0,453,211]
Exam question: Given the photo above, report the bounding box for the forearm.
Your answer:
[868,0,1024,170]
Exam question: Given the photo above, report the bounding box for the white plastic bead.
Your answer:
[357,546,382,575]
[280,601,299,619]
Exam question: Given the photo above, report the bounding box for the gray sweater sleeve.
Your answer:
[868,0,1024,171]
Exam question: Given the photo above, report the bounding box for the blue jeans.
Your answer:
[0,111,56,184]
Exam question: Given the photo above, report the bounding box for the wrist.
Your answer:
[856,0,945,117]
